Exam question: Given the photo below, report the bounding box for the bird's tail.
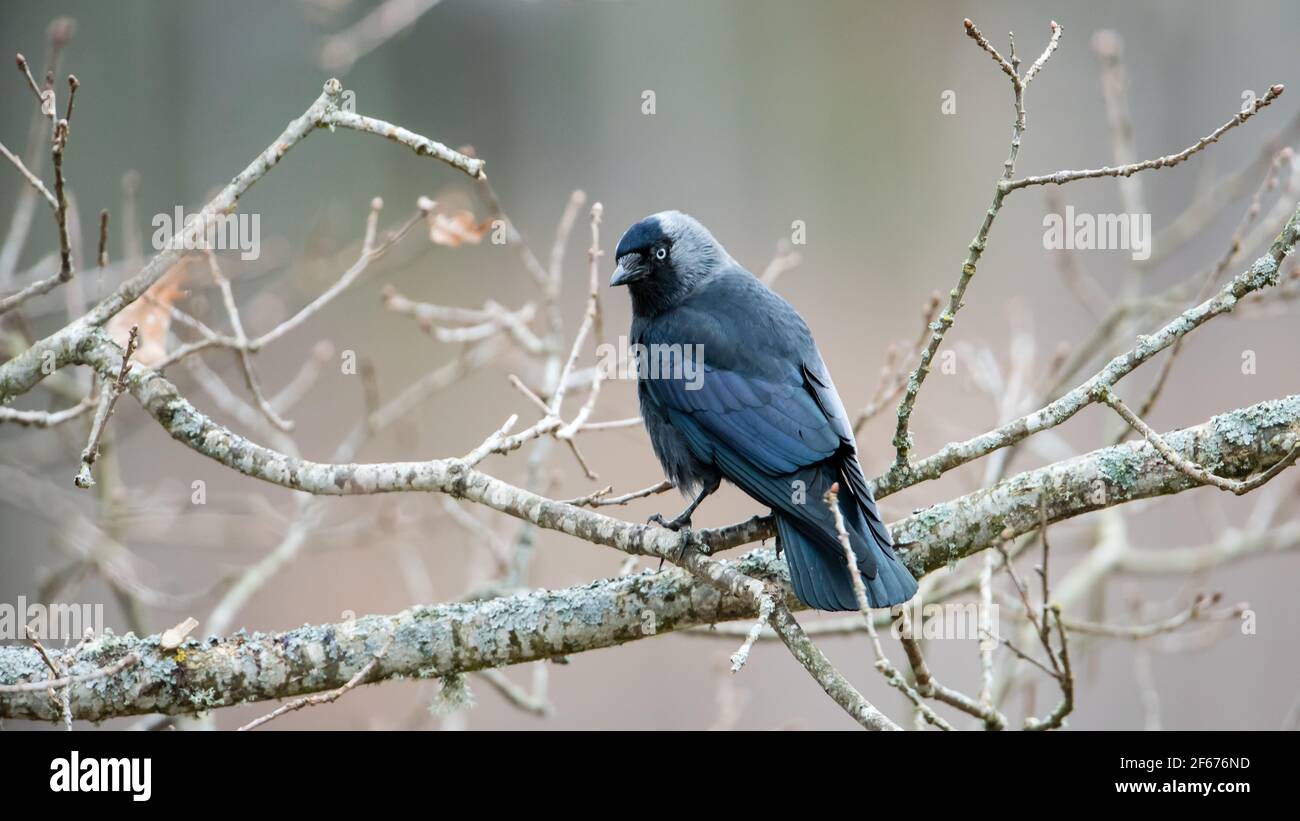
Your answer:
[777,490,917,612]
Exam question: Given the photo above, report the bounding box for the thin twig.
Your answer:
[825,485,952,730]
[73,325,139,489]
[563,479,673,508]
[0,652,139,695]
[890,19,1062,471]
[0,139,57,209]
[1098,387,1300,495]
[237,638,393,730]
[854,291,940,432]
[1004,85,1285,192]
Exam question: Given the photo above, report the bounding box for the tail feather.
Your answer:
[674,409,916,611]
[777,492,917,611]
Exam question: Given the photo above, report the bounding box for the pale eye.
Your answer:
[654,247,667,261]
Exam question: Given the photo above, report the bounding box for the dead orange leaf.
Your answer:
[429,210,492,247]
[106,258,190,367]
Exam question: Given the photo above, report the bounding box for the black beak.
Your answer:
[609,255,645,287]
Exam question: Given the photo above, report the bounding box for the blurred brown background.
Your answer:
[1,0,1297,729]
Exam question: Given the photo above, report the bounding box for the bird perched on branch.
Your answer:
[610,211,917,610]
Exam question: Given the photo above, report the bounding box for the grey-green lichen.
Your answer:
[428,673,474,716]
[1097,448,1140,492]
[2,394,1296,723]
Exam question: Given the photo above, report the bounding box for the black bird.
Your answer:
[610,211,917,610]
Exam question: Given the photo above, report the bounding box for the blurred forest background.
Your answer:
[1,0,1297,729]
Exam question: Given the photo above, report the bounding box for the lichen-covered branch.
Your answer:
[2,14,1296,731]
[70,316,1300,576]
[893,395,1298,576]
[875,202,1300,497]
[1098,386,1300,495]
[1,394,1294,721]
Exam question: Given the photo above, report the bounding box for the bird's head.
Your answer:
[610,211,729,314]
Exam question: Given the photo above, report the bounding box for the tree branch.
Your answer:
[2,393,1294,721]
[0,78,480,402]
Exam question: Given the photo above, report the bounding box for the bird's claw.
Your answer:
[674,526,694,561]
[647,511,691,531]
[649,514,695,570]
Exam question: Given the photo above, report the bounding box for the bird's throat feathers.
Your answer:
[627,270,707,316]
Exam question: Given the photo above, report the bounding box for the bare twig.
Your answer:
[318,0,446,73]
[875,199,1300,498]
[237,638,393,730]
[1004,85,1285,193]
[1023,606,1073,731]
[50,119,72,281]
[1098,387,1300,495]
[1115,147,1294,445]
[853,291,941,432]
[0,652,138,695]
[564,479,673,508]
[0,393,96,427]
[0,139,56,208]
[767,599,901,731]
[891,19,1062,471]
[825,485,952,730]
[205,247,294,432]
[73,324,139,489]
[1,78,480,402]
[760,238,802,287]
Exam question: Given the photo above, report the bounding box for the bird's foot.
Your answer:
[649,513,695,570]
[674,526,694,562]
[648,511,692,532]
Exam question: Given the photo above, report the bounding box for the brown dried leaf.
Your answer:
[106,259,190,367]
[429,210,491,247]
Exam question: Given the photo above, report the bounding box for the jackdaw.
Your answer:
[610,210,917,610]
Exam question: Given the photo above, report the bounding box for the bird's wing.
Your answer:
[637,273,893,552]
[802,357,893,548]
[638,297,841,476]
[636,289,856,541]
